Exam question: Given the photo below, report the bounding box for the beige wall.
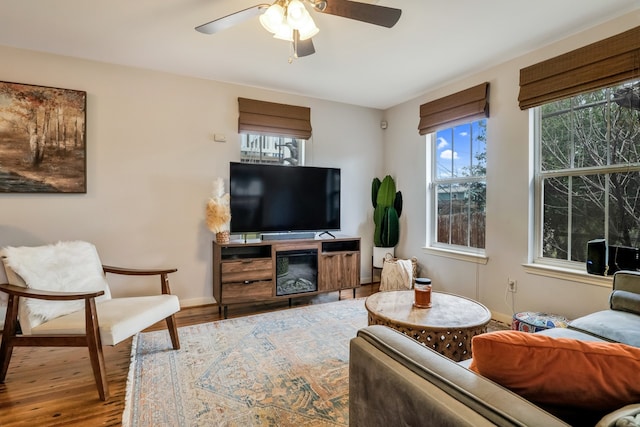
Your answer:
[384,11,640,322]
[0,46,384,306]
[2,10,639,322]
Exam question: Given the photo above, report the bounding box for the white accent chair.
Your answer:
[0,241,180,401]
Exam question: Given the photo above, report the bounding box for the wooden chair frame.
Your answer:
[0,265,180,401]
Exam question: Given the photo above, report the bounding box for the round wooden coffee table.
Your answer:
[365,290,491,361]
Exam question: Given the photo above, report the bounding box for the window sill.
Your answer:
[422,247,488,265]
[523,263,612,288]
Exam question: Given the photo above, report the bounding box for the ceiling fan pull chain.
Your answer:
[289,29,299,63]
[288,41,295,64]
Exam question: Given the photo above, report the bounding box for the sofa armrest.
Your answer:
[612,271,640,295]
[350,325,570,427]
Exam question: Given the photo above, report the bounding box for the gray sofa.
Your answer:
[349,271,640,427]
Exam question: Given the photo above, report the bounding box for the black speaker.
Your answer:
[586,239,607,275]
[608,245,639,274]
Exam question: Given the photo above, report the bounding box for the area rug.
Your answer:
[122,298,368,427]
[122,298,509,427]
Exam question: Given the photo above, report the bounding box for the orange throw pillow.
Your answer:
[469,331,640,411]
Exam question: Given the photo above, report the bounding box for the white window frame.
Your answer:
[426,119,487,261]
[531,80,640,272]
[240,134,306,165]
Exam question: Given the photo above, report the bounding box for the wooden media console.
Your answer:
[213,236,361,318]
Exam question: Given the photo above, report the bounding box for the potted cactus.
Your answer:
[372,175,403,267]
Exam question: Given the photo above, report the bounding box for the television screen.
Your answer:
[229,162,341,234]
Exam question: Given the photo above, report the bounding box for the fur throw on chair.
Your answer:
[3,241,111,330]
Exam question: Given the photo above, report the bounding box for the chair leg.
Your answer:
[85,298,109,401]
[0,294,19,382]
[165,314,180,350]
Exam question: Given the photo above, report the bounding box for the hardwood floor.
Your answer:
[0,285,378,427]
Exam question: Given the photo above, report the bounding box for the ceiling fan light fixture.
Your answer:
[273,23,294,41]
[286,1,318,40]
[263,0,317,42]
[286,0,307,27]
[259,3,285,34]
[297,17,319,40]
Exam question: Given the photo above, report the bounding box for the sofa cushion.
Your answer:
[569,310,640,347]
[535,325,608,341]
[469,331,640,412]
[31,294,180,346]
[610,290,640,316]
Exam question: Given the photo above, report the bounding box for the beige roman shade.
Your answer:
[418,82,490,135]
[238,97,312,139]
[519,26,640,110]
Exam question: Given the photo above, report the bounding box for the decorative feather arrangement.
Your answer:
[206,178,231,233]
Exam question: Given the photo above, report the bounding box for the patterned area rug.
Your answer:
[122,298,509,427]
[122,298,368,427]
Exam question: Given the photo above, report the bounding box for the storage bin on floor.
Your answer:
[511,311,569,332]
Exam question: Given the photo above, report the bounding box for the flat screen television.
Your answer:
[229,162,341,234]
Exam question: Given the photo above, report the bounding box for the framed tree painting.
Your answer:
[0,81,87,193]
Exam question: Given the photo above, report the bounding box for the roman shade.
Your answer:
[238,97,312,139]
[519,26,640,110]
[418,82,490,135]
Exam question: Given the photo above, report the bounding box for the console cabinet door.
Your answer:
[318,253,342,292]
[318,251,360,291]
[340,251,360,288]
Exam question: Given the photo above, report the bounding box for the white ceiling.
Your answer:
[0,0,638,109]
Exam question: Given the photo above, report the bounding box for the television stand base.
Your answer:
[261,232,316,241]
[318,231,336,239]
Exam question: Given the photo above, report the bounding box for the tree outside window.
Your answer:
[240,134,305,165]
[536,80,640,264]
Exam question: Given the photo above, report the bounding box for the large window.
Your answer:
[429,119,487,251]
[240,134,305,165]
[535,80,640,266]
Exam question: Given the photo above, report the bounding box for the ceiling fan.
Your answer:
[195,0,402,61]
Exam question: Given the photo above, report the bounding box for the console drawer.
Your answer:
[222,280,273,304]
[221,258,273,283]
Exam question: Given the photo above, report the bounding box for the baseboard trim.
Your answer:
[179,296,217,308]
[491,310,513,326]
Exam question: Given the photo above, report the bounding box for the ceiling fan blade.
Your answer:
[195,4,269,34]
[316,0,401,28]
[295,34,316,58]
[316,0,402,28]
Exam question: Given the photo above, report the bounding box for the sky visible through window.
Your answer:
[436,121,485,179]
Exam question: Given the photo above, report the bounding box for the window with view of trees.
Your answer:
[430,119,486,250]
[536,80,640,265]
[240,134,305,165]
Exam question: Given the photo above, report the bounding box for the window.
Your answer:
[240,134,305,165]
[429,119,487,251]
[419,82,489,254]
[237,97,311,166]
[535,80,640,266]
